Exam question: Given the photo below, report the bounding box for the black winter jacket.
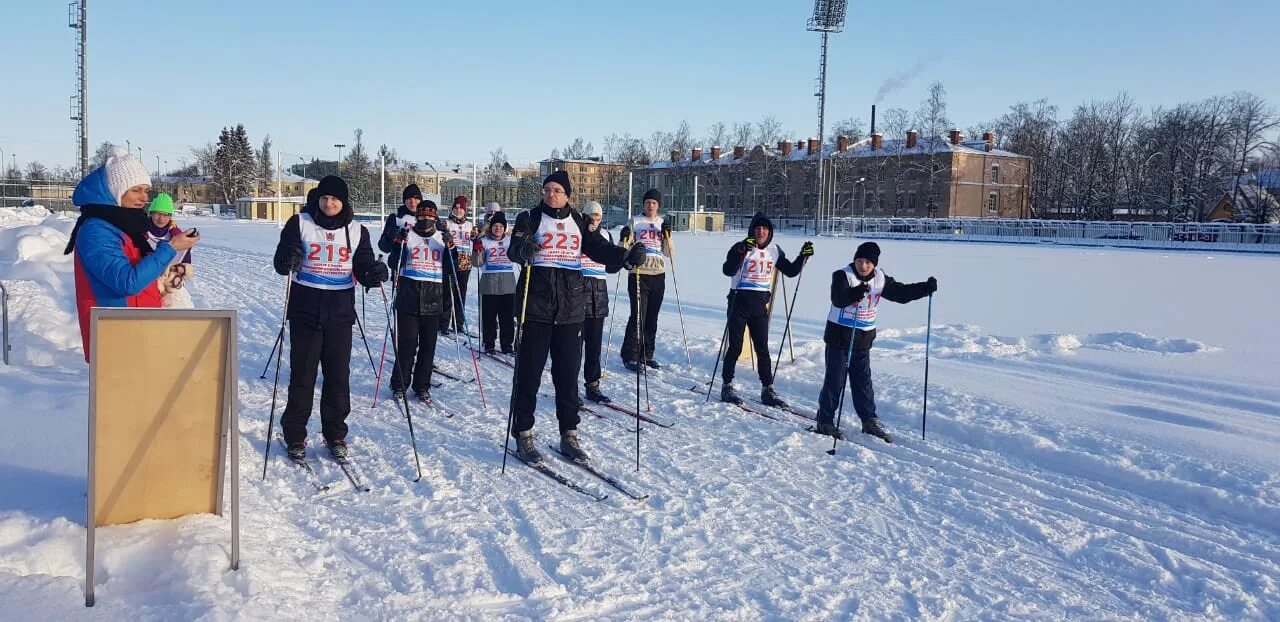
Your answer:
[584,227,623,319]
[822,266,932,350]
[273,205,379,327]
[511,202,628,325]
[721,213,806,318]
[385,224,455,317]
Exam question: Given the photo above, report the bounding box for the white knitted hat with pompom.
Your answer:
[103,146,151,206]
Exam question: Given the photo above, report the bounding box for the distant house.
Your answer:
[1204,186,1280,223]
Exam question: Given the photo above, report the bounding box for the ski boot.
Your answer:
[326,439,349,461]
[514,430,543,465]
[861,418,893,444]
[761,385,788,408]
[813,422,845,441]
[720,382,744,405]
[584,381,611,404]
[645,359,661,370]
[392,388,407,402]
[286,441,306,462]
[414,388,431,404]
[501,345,516,355]
[484,344,497,355]
[623,360,642,373]
[559,429,590,464]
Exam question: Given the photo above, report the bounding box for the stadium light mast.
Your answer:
[807,0,847,234]
[69,0,88,176]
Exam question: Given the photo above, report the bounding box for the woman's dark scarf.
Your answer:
[63,205,155,258]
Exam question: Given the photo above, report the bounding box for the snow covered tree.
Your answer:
[92,141,116,168]
[211,124,255,204]
[343,129,374,208]
[257,134,274,193]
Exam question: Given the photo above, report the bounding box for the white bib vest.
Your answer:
[293,213,362,290]
[445,218,475,249]
[827,266,885,331]
[580,228,612,279]
[400,228,447,283]
[629,215,665,266]
[479,236,514,274]
[396,213,417,230]
[730,244,780,292]
[531,211,583,270]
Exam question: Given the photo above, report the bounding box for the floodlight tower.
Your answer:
[69,0,88,175]
[807,0,847,234]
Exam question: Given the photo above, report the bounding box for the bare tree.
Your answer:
[563,138,593,159]
[731,121,755,148]
[754,115,784,147]
[25,161,49,181]
[827,117,864,143]
[705,122,729,149]
[486,147,509,183]
[92,141,116,168]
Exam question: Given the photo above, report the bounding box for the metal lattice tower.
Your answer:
[69,1,87,176]
[807,0,847,233]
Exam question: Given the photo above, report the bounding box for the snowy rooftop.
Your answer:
[644,137,1027,170]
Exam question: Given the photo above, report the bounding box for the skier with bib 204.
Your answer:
[813,242,935,443]
[506,171,645,465]
[273,176,389,461]
[718,212,813,407]
[618,189,671,371]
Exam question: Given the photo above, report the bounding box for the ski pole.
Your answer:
[922,292,933,440]
[604,233,627,366]
[663,230,693,369]
[259,277,290,379]
[353,309,379,379]
[378,281,423,481]
[633,269,643,471]
[771,261,806,378]
[501,261,533,474]
[636,270,651,413]
[448,252,487,409]
[704,290,737,402]
[827,329,859,456]
[373,246,406,408]
[261,274,293,480]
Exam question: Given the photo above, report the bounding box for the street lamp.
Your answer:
[424,161,439,201]
[334,144,346,172]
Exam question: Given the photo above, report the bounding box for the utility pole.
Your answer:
[69,0,88,176]
[334,144,345,173]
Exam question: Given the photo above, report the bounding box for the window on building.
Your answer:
[990,164,1000,184]
[987,192,999,214]
[907,192,918,213]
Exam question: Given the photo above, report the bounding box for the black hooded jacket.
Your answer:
[583,226,623,319]
[378,205,416,254]
[511,202,629,325]
[386,218,453,316]
[273,199,380,326]
[720,213,805,316]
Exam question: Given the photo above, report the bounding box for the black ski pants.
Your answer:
[582,315,606,386]
[721,303,773,387]
[816,331,877,427]
[390,312,440,393]
[481,293,515,350]
[281,319,353,446]
[511,321,583,435]
[442,268,471,333]
[621,273,664,363]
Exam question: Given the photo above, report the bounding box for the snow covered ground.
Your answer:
[1,207,1277,620]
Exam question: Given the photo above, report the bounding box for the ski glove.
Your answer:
[472,238,484,253]
[799,241,814,258]
[850,283,868,302]
[440,229,454,247]
[623,242,648,269]
[392,229,407,246]
[926,276,937,294]
[359,261,390,288]
[619,226,631,243]
[661,221,672,235]
[511,234,540,264]
[743,236,756,249]
[284,245,304,273]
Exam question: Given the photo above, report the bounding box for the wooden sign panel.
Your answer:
[87,308,239,606]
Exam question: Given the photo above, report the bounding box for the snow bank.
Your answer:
[0,208,81,366]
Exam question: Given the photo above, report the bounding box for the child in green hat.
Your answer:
[146,193,196,308]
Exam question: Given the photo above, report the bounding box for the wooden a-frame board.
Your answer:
[86,308,239,606]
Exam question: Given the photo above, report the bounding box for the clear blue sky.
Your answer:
[2,0,1276,173]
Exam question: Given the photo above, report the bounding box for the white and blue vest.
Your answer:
[628,214,665,266]
[827,266,885,331]
[580,228,612,280]
[294,213,362,290]
[730,244,780,292]
[400,228,447,283]
[479,235,514,274]
[531,212,583,270]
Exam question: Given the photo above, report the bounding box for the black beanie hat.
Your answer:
[305,187,318,207]
[543,170,572,196]
[642,188,662,205]
[854,241,881,266]
[316,175,350,209]
[420,199,438,213]
[402,184,422,202]
[489,211,507,228]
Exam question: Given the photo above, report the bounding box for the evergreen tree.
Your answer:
[258,134,274,193]
[212,124,255,204]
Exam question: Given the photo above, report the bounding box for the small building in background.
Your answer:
[235,196,306,221]
[665,210,725,232]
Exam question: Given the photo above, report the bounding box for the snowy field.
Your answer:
[0,206,1278,620]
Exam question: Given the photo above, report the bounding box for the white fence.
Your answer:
[725,215,1280,253]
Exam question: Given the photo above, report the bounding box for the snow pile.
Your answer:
[0,208,81,366]
[877,325,1215,360]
